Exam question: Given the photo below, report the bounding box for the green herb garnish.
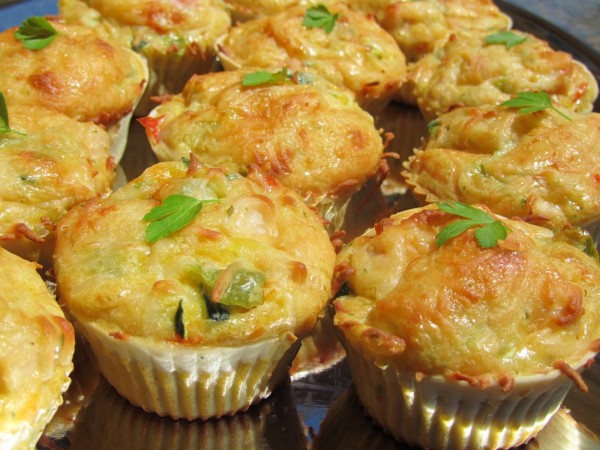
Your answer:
[303,4,339,34]
[242,68,289,87]
[14,16,57,50]
[484,31,527,49]
[143,194,219,243]
[436,201,509,248]
[499,91,572,121]
[174,300,185,338]
[0,93,25,136]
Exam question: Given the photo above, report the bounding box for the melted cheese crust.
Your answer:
[145,70,384,203]
[344,0,511,63]
[59,0,231,54]
[334,205,600,381]
[0,105,115,262]
[55,161,336,346]
[403,107,600,227]
[0,248,74,449]
[0,19,147,126]
[223,0,303,21]
[218,3,406,112]
[407,30,599,120]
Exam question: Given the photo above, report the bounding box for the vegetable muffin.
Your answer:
[333,203,600,449]
[54,159,336,420]
[222,0,304,23]
[402,105,600,236]
[0,101,115,265]
[0,17,148,161]
[216,3,407,113]
[0,247,75,450]
[59,0,231,115]
[348,0,511,63]
[141,69,386,231]
[404,29,598,120]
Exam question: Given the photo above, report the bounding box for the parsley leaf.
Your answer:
[484,31,527,49]
[143,194,219,243]
[303,5,339,34]
[499,91,572,121]
[436,201,508,248]
[14,16,58,50]
[242,68,289,87]
[0,93,25,136]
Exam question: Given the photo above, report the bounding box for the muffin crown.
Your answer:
[334,204,600,382]
[55,160,336,346]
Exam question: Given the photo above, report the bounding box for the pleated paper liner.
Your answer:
[339,336,598,450]
[312,386,600,450]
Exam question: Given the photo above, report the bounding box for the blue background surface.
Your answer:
[0,0,58,30]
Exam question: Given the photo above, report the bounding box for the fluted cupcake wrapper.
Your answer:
[343,342,593,450]
[78,321,300,420]
[104,51,149,164]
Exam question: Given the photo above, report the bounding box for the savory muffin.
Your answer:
[0,102,115,265]
[141,69,386,230]
[222,0,303,22]
[216,3,407,113]
[59,0,230,115]
[0,247,75,450]
[0,17,148,162]
[333,203,600,449]
[402,106,600,236]
[348,0,512,63]
[54,159,336,420]
[405,29,598,120]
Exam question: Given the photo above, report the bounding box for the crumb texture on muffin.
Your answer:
[0,19,148,126]
[0,247,75,449]
[217,3,407,112]
[406,30,598,120]
[143,70,385,208]
[403,108,600,228]
[55,160,336,346]
[0,104,115,263]
[334,205,600,382]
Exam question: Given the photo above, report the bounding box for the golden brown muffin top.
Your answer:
[0,103,115,261]
[334,204,600,387]
[55,160,336,346]
[217,3,407,112]
[0,18,147,126]
[407,30,598,120]
[223,0,303,22]
[143,69,385,208]
[374,0,511,62]
[0,247,75,449]
[59,0,231,54]
[403,106,600,228]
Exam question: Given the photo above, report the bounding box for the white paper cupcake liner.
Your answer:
[77,321,300,420]
[105,110,134,164]
[105,51,149,163]
[342,341,595,450]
